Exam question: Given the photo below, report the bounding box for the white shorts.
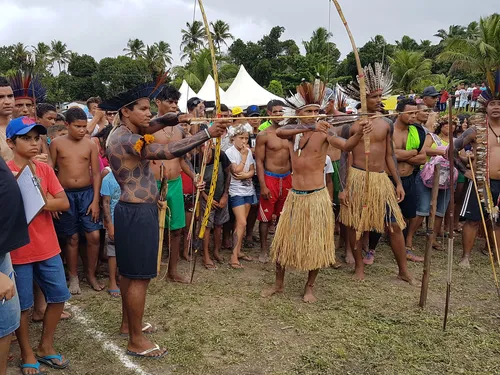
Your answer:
[459,100,468,108]
[470,101,479,108]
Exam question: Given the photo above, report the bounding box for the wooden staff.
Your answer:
[443,100,455,330]
[468,158,500,299]
[331,0,370,240]
[156,164,168,276]
[419,164,441,308]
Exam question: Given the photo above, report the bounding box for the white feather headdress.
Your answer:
[340,62,393,101]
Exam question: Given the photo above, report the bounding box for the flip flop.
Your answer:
[126,344,168,359]
[20,362,46,375]
[108,289,121,298]
[203,262,217,270]
[35,354,69,370]
[238,254,253,262]
[229,262,244,269]
[120,322,158,337]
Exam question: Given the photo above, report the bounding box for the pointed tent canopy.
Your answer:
[225,65,283,108]
[178,80,197,113]
[196,75,227,104]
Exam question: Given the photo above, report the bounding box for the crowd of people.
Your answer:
[0,63,499,371]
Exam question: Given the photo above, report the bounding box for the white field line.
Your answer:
[66,302,153,375]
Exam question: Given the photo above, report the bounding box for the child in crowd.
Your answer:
[6,117,71,373]
[50,107,102,294]
[101,167,121,297]
[197,142,231,269]
[47,125,68,141]
[36,103,57,129]
[225,123,257,269]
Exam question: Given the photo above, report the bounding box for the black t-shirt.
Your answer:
[194,150,231,202]
[0,157,29,256]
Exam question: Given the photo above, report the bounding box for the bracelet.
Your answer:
[204,128,211,139]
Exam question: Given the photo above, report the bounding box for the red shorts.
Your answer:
[258,171,292,222]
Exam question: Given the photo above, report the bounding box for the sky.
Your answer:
[0,0,498,66]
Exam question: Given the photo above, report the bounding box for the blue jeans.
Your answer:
[13,255,70,311]
[0,254,20,338]
[229,194,257,208]
[415,172,451,217]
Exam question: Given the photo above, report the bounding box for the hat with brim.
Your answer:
[245,105,260,117]
[422,86,439,97]
[99,81,165,112]
[6,116,47,139]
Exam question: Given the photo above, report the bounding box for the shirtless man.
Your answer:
[255,100,289,263]
[339,70,413,283]
[151,85,196,283]
[50,107,102,294]
[262,81,370,303]
[0,76,15,161]
[103,82,226,357]
[459,97,500,267]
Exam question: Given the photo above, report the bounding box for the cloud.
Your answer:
[0,0,497,65]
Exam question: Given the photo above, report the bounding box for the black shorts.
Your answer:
[114,201,158,279]
[460,179,500,223]
[391,174,416,220]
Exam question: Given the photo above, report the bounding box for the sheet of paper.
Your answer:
[16,165,46,224]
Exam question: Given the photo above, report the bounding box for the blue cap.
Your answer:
[246,105,260,116]
[6,116,47,139]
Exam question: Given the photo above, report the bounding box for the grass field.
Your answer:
[7,234,500,375]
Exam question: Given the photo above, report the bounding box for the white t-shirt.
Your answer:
[459,89,468,102]
[225,145,256,197]
[324,155,334,185]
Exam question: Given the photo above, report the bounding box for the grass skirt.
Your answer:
[271,188,335,271]
[339,167,406,234]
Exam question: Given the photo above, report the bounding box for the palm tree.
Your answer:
[180,21,206,61]
[466,21,480,39]
[50,40,71,73]
[303,27,332,56]
[210,20,234,52]
[12,43,31,70]
[434,25,467,42]
[437,14,500,78]
[32,42,52,73]
[154,41,173,66]
[123,39,146,59]
[389,50,434,92]
[395,35,419,51]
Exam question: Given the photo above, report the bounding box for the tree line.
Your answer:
[0,14,498,104]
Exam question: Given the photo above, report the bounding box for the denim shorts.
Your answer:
[13,255,71,311]
[415,172,451,218]
[229,194,258,208]
[0,253,20,337]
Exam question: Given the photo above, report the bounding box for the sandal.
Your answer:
[238,254,253,262]
[126,344,168,359]
[229,262,244,269]
[203,262,217,270]
[35,354,69,370]
[20,362,46,375]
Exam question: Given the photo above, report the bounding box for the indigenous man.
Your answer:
[262,77,370,303]
[0,76,15,161]
[458,72,500,268]
[339,63,413,282]
[255,100,288,263]
[102,82,226,357]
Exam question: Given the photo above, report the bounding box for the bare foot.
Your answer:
[397,272,416,285]
[345,250,355,265]
[352,267,365,281]
[459,257,471,269]
[87,275,105,291]
[213,252,224,263]
[303,285,317,303]
[182,253,193,262]
[261,285,284,298]
[258,253,269,263]
[167,274,190,284]
[68,276,81,295]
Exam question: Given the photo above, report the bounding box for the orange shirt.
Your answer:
[7,160,64,265]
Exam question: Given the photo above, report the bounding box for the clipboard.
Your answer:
[15,163,47,225]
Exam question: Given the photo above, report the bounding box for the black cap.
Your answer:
[245,105,260,117]
[422,86,439,98]
[187,97,204,111]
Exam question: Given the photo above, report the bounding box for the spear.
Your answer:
[331,0,370,240]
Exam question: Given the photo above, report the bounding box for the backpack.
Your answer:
[420,133,458,190]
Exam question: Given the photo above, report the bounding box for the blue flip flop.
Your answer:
[108,289,121,297]
[20,361,46,375]
[35,354,69,370]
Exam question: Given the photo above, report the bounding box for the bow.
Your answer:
[331,0,369,240]
[197,0,222,240]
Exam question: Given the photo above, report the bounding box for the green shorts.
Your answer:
[157,176,186,231]
[332,159,341,205]
[457,172,466,184]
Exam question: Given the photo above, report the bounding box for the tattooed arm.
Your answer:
[143,129,211,159]
[276,123,316,139]
[142,113,191,134]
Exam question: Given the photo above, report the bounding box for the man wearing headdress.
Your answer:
[101,82,227,357]
[261,77,370,303]
[339,63,413,283]
[457,70,500,268]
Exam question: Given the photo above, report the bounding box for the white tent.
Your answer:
[225,65,283,108]
[178,80,197,113]
[196,75,227,104]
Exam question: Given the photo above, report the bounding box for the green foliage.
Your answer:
[267,80,284,97]
[389,50,435,92]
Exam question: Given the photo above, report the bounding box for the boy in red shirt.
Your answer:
[6,116,71,373]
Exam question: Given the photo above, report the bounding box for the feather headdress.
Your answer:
[478,69,500,107]
[227,123,253,138]
[9,71,46,103]
[99,81,165,112]
[340,62,393,101]
[334,84,348,111]
[284,74,329,111]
